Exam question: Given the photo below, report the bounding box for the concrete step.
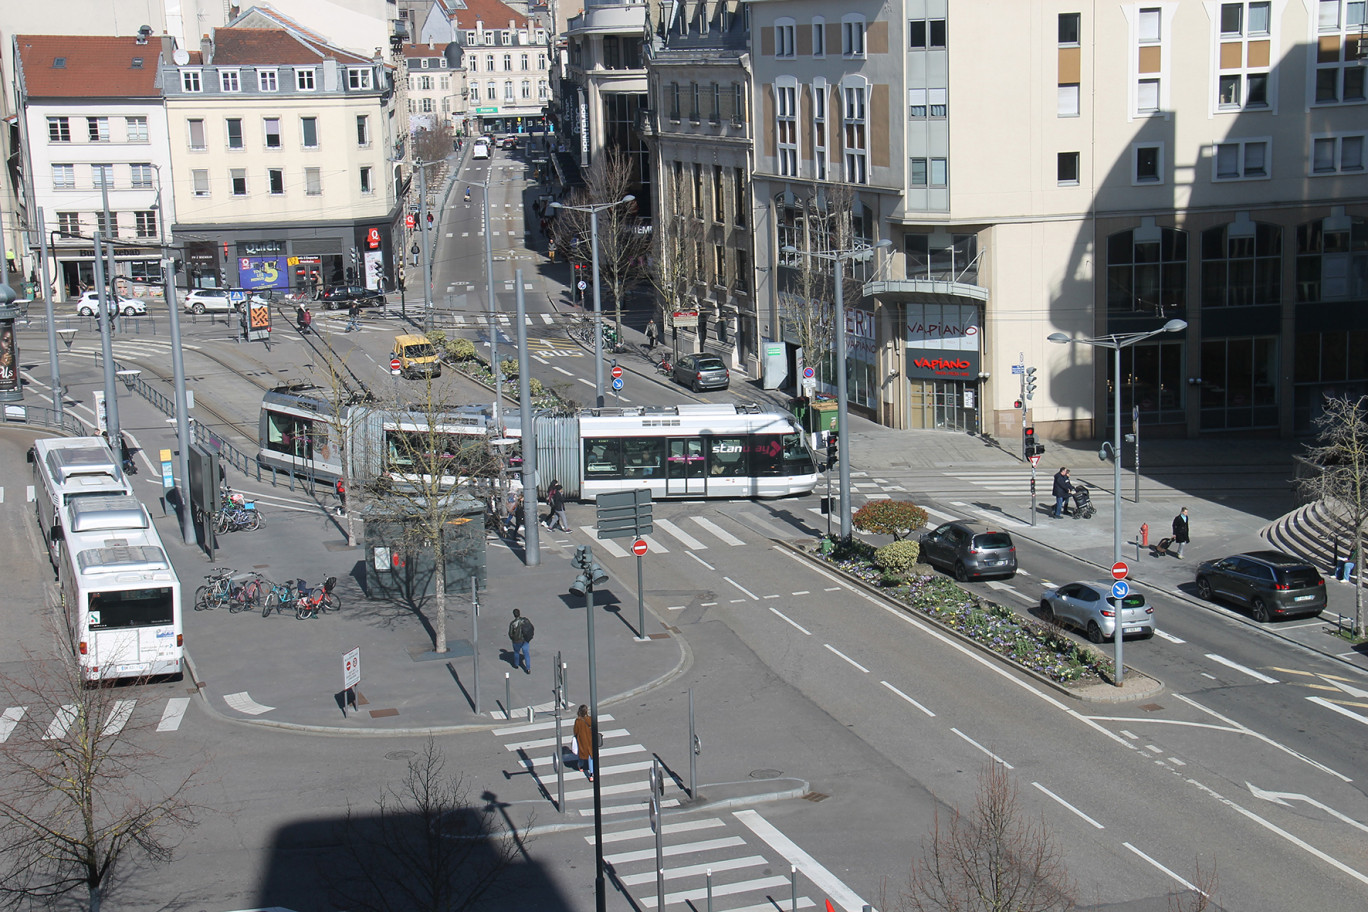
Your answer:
[1260,500,1360,577]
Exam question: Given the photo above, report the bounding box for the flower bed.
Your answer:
[819,538,1111,686]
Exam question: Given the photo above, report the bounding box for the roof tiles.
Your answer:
[16,35,163,99]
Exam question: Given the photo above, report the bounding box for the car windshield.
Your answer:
[974,533,1013,550]
[695,358,725,371]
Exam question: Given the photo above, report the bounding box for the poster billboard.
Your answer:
[237,256,287,290]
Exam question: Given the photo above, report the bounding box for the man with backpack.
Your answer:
[508,608,534,674]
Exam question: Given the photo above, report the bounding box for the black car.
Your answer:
[1194,550,1326,622]
[317,285,386,310]
[918,521,1017,581]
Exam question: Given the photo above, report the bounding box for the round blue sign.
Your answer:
[1111,580,1130,599]
[611,377,624,390]
[803,367,816,379]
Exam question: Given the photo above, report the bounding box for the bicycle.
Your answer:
[260,578,300,618]
[654,354,673,377]
[194,568,237,611]
[295,577,341,620]
[227,574,269,614]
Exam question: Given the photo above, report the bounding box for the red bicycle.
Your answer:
[294,577,341,620]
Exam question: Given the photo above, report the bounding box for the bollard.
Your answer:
[527,705,534,723]
[505,673,511,718]
[790,865,798,912]
[707,869,713,912]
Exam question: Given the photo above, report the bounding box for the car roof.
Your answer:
[1065,581,1144,597]
[1234,550,1314,568]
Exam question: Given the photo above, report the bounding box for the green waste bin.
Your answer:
[810,398,839,434]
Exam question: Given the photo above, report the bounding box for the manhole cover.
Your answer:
[749,768,783,780]
[385,750,417,761]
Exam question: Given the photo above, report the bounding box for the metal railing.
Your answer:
[0,403,86,435]
[114,362,258,479]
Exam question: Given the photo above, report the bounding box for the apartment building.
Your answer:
[453,0,552,136]
[14,34,178,301]
[161,21,396,293]
[404,43,463,133]
[745,0,1368,440]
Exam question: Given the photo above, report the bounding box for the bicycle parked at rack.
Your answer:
[295,577,341,619]
[260,578,300,617]
[215,488,262,533]
[227,574,269,614]
[194,568,237,611]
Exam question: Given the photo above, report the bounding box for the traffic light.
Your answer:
[1025,366,1038,401]
[1023,425,1036,458]
[569,545,608,596]
[826,431,839,467]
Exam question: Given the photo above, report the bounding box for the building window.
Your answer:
[191,170,209,197]
[1138,78,1160,113]
[710,83,721,122]
[347,67,373,90]
[813,81,828,180]
[911,157,928,186]
[929,88,947,117]
[1058,151,1080,185]
[91,164,113,189]
[1311,133,1366,173]
[258,68,278,91]
[1059,12,1081,45]
[1135,144,1163,182]
[1217,3,1273,110]
[263,118,281,149]
[181,69,202,92]
[305,167,321,195]
[360,166,373,194]
[736,249,751,294]
[733,85,745,123]
[713,165,725,221]
[843,84,868,184]
[1212,139,1269,179]
[51,164,75,189]
[777,83,798,177]
[268,168,284,195]
[47,116,70,142]
[1201,222,1281,307]
[87,117,109,142]
[521,53,529,70]
[503,81,514,101]
[125,116,148,142]
[906,233,979,283]
[690,83,700,120]
[1200,336,1279,429]
[909,18,947,49]
[93,211,114,235]
[488,83,497,100]
[301,117,318,148]
[1313,0,1367,104]
[226,118,244,150]
[930,157,948,186]
[231,169,247,196]
[188,119,206,150]
[130,163,154,189]
[296,68,316,91]
[669,83,681,120]
[1297,215,1368,302]
[1138,7,1162,42]
[57,212,80,237]
[776,20,796,57]
[692,163,703,211]
[909,89,927,118]
[733,168,747,227]
[134,210,157,238]
[486,54,495,72]
[812,18,826,56]
[220,69,241,92]
[422,98,434,113]
[714,245,727,284]
[1106,227,1187,314]
[841,15,866,57]
[1058,83,1080,116]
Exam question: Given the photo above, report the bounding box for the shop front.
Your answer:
[903,301,983,432]
[172,223,392,297]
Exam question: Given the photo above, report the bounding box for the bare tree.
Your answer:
[551,149,651,338]
[649,162,707,355]
[328,737,526,912]
[779,183,865,365]
[307,343,378,547]
[888,762,1075,912]
[1297,394,1368,638]
[378,373,502,653]
[413,122,455,166]
[0,622,204,912]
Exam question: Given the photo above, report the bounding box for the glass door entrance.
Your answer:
[665,437,705,496]
[932,380,971,431]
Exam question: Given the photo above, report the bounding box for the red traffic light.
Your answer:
[1014,399,1023,410]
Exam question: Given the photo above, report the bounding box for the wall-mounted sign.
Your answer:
[905,302,981,381]
[239,240,284,256]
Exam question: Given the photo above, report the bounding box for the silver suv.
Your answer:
[918,521,1017,581]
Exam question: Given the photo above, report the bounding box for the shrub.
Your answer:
[444,337,477,362]
[874,540,921,577]
[852,500,929,541]
[500,357,519,379]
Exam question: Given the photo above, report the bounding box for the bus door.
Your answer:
[665,437,706,496]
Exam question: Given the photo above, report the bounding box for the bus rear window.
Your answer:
[87,588,174,628]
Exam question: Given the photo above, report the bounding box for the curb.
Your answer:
[772,541,1166,704]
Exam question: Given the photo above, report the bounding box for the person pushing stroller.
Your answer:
[1069,480,1095,519]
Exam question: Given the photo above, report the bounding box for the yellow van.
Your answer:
[392,334,442,379]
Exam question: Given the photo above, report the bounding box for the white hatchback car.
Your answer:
[77,291,146,316]
[471,140,490,160]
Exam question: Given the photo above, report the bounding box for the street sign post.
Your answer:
[611,365,623,380]
[632,538,648,556]
[390,357,402,375]
[1111,580,1130,600]
[342,646,360,714]
[1111,561,1130,580]
[597,491,653,635]
[1029,453,1041,468]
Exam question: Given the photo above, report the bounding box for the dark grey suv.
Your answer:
[1194,550,1326,622]
[672,353,730,392]
[918,521,1017,581]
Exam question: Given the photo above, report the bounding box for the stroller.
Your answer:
[1070,482,1096,519]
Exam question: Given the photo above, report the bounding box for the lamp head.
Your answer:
[1047,332,1070,344]
[550,201,563,210]
[780,245,798,256]
[620,194,635,204]
[1162,319,1188,333]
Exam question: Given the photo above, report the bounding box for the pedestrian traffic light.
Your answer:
[826,431,839,467]
[1022,425,1036,458]
[1025,366,1038,401]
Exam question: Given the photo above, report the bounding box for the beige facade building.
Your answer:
[746,0,1368,441]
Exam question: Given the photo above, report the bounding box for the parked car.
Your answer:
[1040,581,1156,642]
[918,521,1017,581]
[316,285,386,310]
[671,353,730,392]
[181,288,258,314]
[1194,550,1326,622]
[77,291,145,316]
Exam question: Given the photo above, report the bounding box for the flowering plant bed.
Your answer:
[816,537,1113,687]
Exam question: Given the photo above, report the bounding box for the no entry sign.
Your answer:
[1111,561,1129,580]
[632,538,648,556]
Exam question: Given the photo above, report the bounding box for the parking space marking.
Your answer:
[1204,654,1279,684]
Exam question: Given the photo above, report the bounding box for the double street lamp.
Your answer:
[781,238,891,540]
[549,195,634,409]
[1047,318,1187,686]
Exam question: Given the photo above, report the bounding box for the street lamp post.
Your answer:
[781,238,891,540]
[1048,318,1187,686]
[550,196,634,409]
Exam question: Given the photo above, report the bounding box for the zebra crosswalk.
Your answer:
[0,697,190,743]
[490,714,849,911]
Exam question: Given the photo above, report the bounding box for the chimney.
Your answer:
[200,33,213,65]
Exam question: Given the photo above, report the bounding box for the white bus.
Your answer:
[59,500,183,682]
[30,436,133,568]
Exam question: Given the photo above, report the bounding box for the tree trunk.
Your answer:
[433,537,448,653]
[1357,529,1365,638]
[89,883,101,912]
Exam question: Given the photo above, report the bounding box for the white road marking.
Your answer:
[639,534,669,554]
[157,698,190,732]
[1032,781,1104,829]
[1173,693,1349,781]
[769,607,811,635]
[619,854,769,886]
[502,728,631,752]
[691,516,745,546]
[792,590,810,596]
[555,366,574,376]
[1124,842,1203,894]
[636,875,796,909]
[881,681,936,717]
[733,809,870,912]
[650,518,706,549]
[725,577,759,600]
[951,727,1014,769]
[1153,629,1185,643]
[824,643,869,673]
[102,699,136,736]
[223,692,275,715]
[604,835,747,865]
[1308,696,1368,727]
[1204,653,1279,684]
[44,704,77,740]
[686,551,716,571]
[922,505,959,523]
[597,818,726,843]
[0,707,26,742]
[589,533,629,558]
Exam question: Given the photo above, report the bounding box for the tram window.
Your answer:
[387,430,483,471]
[621,438,663,478]
[708,436,747,476]
[780,433,815,472]
[266,411,314,459]
[584,438,622,478]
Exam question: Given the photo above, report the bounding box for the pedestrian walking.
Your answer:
[1171,507,1190,558]
[508,608,534,674]
[548,237,557,262]
[301,307,312,335]
[645,318,659,351]
[335,477,347,516]
[1051,467,1071,519]
[573,704,595,780]
[345,302,361,332]
[544,481,568,532]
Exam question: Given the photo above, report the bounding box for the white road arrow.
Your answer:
[1247,783,1368,835]
[1322,675,1368,700]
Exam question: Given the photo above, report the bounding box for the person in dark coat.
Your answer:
[1171,507,1190,558]
[1051,467,1071,519]
[545,481,568,532]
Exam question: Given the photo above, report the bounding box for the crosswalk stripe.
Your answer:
[651,517,705,550]
[637,874,795,909]
[494,713,617,735]
[522,744,646,770]
[44,704,77,740]
[102,699,136,737]
[591,797,681,817]
[502,728,631,752]
[691,516,744,546]
[596,818,726,844]
[639,534,669,554]
[158,698,190,732]
[0,707,25,743]
[604,835,747,865]
[591,533,630,558]
[619,854,769,887]
[727,901,817,912]
[562,778,655,800]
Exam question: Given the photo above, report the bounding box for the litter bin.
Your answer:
[809,397,839,434]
